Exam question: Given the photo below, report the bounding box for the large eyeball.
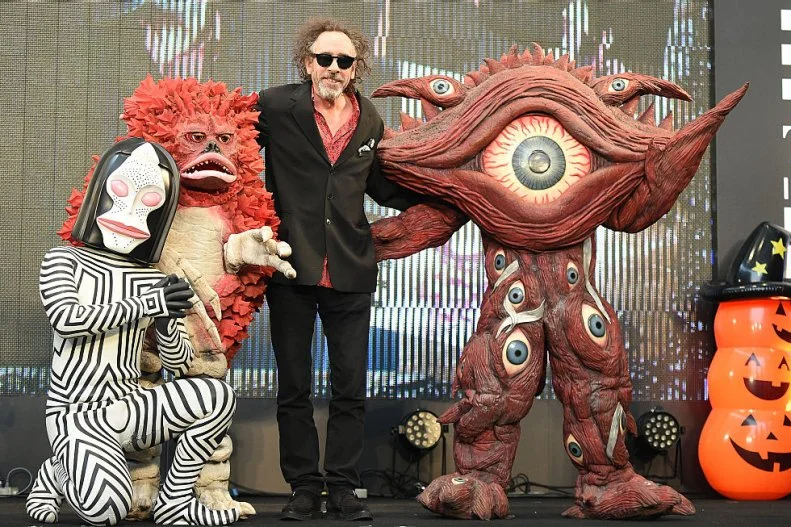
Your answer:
[609,78,629,92]
[581,304,607,346]
[502,329,531,376]
[566,262,579,285]
[565,434,584,465]
[430,78,455,96]
[452,477,467,485]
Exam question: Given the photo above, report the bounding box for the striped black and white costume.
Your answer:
[25,245,238,526]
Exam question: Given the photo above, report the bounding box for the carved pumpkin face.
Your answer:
[710,300,791,410]
[699,409,791,500]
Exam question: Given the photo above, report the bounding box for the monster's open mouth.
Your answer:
[96,218,149,239]
[181,152,237,190]
[743,377,789,400]
[729,438,791,472]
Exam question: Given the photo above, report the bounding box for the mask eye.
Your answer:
[141,191,163,207]
[565,434,584,464]
[217,133,232,144]
[189,132,206,143]
[110,179,129,197]
[481,115,591,205]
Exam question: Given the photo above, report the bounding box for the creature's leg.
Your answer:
[48,406,134,526]
[126,378,239,526]
[26,457,64,523]
[418,247,547,520]
[543,245,694,519]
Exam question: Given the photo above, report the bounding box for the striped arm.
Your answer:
[39,247,167,338]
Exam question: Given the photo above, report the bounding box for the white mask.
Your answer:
[96,143,168,254]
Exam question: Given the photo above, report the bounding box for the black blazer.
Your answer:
[254,82,420,292]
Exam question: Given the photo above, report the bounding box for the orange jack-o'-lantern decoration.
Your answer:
[699,409,791,500]
[708,301,791,409]
[700,222,791,500]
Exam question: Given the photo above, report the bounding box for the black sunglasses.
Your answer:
[312,53,356,70]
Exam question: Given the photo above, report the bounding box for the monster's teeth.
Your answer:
[638,102,656,124]
[421,99,440,120]
[400,112,422,130]
[659,112,675,131]
[621,97,640,118]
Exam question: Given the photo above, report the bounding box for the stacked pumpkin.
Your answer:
[699,222,791,500]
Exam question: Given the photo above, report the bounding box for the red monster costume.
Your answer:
[370,45,747,520]
[59,75,293,518]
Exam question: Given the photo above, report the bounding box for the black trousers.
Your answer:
[266,282,371,492]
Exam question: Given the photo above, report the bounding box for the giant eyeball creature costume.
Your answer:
[26,138,240,526]
[370,45,747,520]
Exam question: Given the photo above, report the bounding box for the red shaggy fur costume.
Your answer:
[59,75,278,362]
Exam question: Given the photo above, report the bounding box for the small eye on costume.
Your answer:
[141,192,163,207]
[110,180,129,197]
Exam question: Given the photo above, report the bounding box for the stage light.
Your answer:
[397,410,442,452]
[637,408,681,453]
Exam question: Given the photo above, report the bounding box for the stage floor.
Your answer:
[2,494,791,526]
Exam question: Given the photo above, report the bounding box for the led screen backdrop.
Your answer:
[0,0,714,401]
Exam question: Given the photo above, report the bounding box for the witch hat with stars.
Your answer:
[701,221,791,300]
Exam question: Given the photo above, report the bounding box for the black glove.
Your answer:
[152,274,194,324]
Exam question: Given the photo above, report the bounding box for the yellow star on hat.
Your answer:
[752,261,768,275]
[770,238,787,258]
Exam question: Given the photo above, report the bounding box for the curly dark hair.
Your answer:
[292,17,371,91]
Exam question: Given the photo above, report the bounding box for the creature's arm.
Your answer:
[223,226,296,278]
[603,138,680,232]
[372,202,468,261]
[40,248,172,338]
[154,318,195,377]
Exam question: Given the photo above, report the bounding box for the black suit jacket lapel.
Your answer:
[290,82,330,164]
[335,91,374,168]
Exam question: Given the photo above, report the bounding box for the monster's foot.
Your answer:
[197,487,255,518]
[152,494,240,525]
[26,458,64,523]
[563,468,695,519]
[416,473,509,520]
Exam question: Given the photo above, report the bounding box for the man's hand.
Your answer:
[223,226,297,279]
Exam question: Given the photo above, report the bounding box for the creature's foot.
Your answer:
[152,494,240,525]
[562,467,695,519]
[197,487,255,518]
[416,473,509,520]
[26,458,64,523]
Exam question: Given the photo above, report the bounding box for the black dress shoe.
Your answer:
[280,489,322,521]
[326,487,372,521]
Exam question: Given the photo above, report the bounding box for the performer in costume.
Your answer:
[26,138,240,526]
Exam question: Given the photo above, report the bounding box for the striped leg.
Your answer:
[26,457,64,523]
[125,378,238,525]
[50,408,134,526]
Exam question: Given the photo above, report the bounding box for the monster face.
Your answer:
[72,137,180,264]
[96,143,168,254]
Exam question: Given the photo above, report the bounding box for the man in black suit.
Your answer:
[253,18,421,521]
